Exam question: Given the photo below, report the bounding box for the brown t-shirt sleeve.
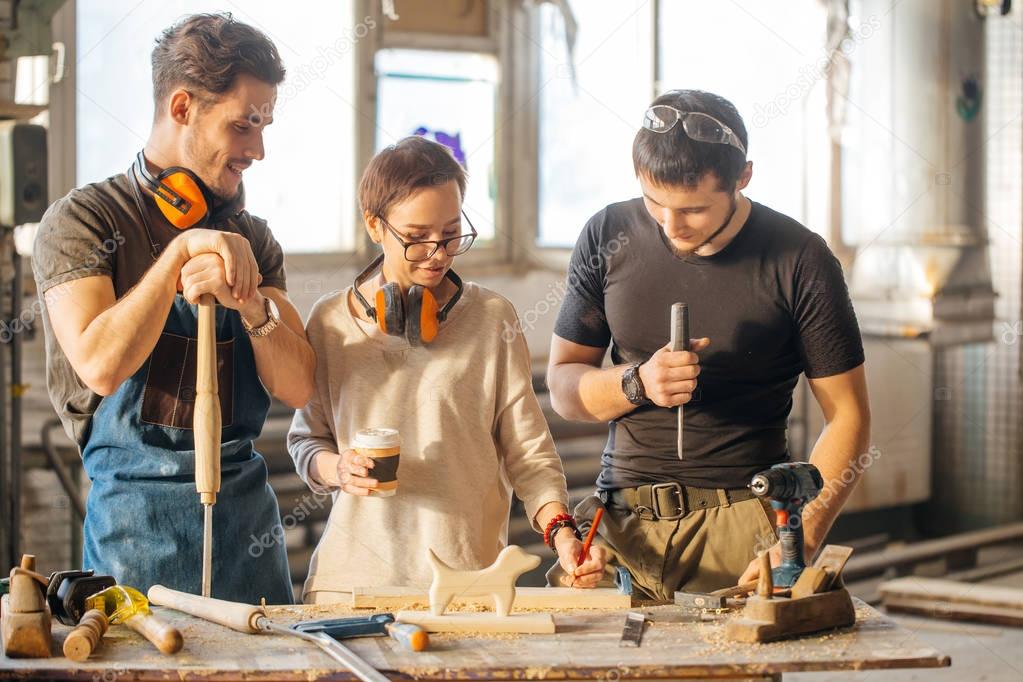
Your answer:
[32,190,118,294]
[242,213,287,292]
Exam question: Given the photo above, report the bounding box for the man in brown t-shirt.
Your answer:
[32,14,314,603]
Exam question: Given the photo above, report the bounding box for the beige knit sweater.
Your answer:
[287,282,569,602]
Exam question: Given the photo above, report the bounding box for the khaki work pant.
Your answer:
[546,492,778,601]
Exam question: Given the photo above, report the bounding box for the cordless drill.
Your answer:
[749,462,824,588]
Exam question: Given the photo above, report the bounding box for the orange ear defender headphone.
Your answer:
[352,253,464,346]
[132,150,213,229]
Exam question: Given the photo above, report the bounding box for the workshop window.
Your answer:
[76,0,358,253]
[536,0,654,248]
[536,0,830,249]
[658,0,830,235]
[375,48,498,242]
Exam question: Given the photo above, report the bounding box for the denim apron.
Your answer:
[81,295,293,604]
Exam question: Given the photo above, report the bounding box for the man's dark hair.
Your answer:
[632,89,748,192]
[359,136,468,220]
[151,13,285,114]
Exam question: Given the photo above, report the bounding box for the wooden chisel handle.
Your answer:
[712,580,758,598]
[195,294,221,505]
[124,612,183,655]
[148,585,265,634]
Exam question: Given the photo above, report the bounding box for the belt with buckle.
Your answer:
[599,483,756,521]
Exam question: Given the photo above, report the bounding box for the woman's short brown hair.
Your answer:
[151,13,285,112]
[358,136,468,220]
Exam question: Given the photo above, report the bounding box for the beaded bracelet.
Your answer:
[545,518,582,552]
[543,513,575,547]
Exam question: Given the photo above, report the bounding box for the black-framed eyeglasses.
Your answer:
[378,211,478,262]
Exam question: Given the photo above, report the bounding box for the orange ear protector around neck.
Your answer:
[133,151,212,229]
[353,254,464,346]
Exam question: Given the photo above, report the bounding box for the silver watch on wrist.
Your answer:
[242,296,281,337]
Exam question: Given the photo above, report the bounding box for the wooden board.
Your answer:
[394,611,555,634]
[880,577,1023,626]
[0,600,950,680]
[351,586,630,610]
[880,577,1023,610]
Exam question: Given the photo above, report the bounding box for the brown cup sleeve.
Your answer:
[369,454,400,483]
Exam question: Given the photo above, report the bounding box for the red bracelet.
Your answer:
[543,513,575,547]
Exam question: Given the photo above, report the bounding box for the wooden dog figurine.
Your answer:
[427,546,541,617]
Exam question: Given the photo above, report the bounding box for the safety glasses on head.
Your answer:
[641,106,747,156]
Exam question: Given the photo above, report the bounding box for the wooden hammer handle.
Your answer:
[195,295,221,505]
[124,612,183,655]
[148,585,264,634]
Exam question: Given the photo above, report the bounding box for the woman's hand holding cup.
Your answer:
[336,449,378,496]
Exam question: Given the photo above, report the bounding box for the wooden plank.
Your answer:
[879,577,1023,611]
[846,522,1023,580]
[880,576,1023,626]
[0,102,46,120]
[350,586,630,610]
[0,599,950,680]
[883,595,1023,627]
[394,611,556,634]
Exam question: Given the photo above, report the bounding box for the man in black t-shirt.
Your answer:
[546,90,870,598]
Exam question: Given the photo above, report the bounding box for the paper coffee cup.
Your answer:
[353,428,401,497]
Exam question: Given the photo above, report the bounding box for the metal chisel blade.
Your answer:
[619,611,647,647]
[201,504,213,598]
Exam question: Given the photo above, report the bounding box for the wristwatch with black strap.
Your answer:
[621,361,651,406]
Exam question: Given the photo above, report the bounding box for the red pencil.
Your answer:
[577,508,604,564]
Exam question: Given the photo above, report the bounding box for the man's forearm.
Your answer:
[73,242,185,393]
[549,362,634,422]
[241,294,315,408]
[801,413,871,555]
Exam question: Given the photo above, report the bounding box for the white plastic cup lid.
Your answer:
[353,428,401,449]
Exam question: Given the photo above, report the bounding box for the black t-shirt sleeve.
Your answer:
[554,211,612,349]
[792,234,865,378]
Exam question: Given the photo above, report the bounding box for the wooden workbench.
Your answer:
[0,599,949,680]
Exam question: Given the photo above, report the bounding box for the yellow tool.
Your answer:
[85,585,183,655]
[195,295,221,598]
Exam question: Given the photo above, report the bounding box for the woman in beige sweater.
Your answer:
[288,137,607,603]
